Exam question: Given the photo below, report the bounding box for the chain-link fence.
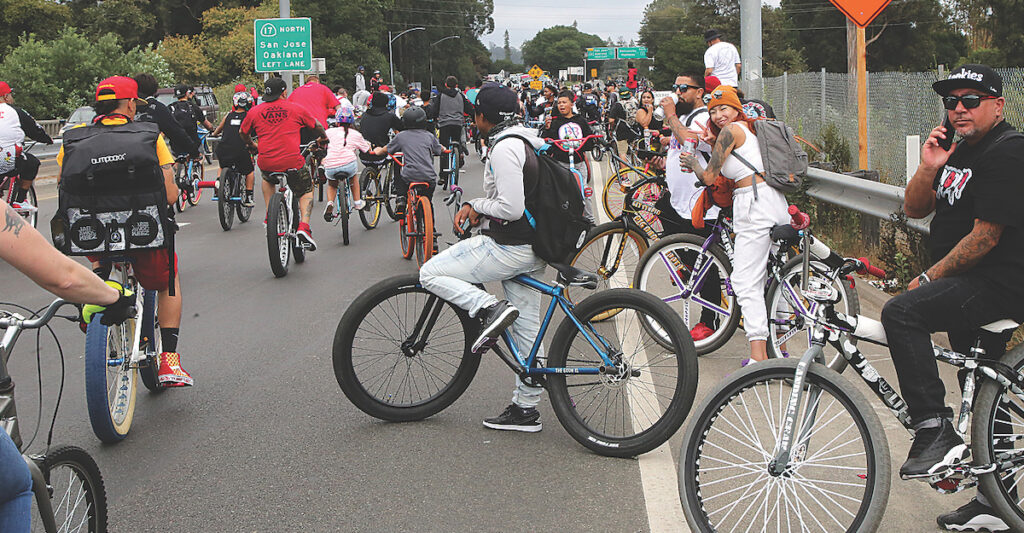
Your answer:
[744,68,1024,185]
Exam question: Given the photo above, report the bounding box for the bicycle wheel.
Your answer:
[138,289,164,393]
[218,171,235,231]
[634,233,740,355]
[8,181,39,227]
[414,197,434,266]
[186,164,202,206]
[84,303,138,443]
[358,169,381,229]
[32,446,108,533]
[766,255,861,373]
[972,344,1024,532]
[236,177,253,221]
[547,288,697,457]
[340,190,351,246]
[568,222,649,307]
[267,192,291,277]
[291,195,306,264]
[679,359,890,533]
[333,274,480,421]
[591,145,604,162]
[383,166,401,221]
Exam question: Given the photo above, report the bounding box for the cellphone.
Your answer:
[937,114,954,151]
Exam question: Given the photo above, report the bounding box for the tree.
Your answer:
[68,0,156,51]
[503,30,511,61]
[951,0,1024,66]
[522,25,605,73]
[0,0,71,56]
[648,35,705,88]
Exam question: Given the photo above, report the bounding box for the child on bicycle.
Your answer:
[211,91,257,207]
[370,106,444,215]
[322,105,371,222]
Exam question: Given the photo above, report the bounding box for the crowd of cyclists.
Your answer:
[1,35,1024,529]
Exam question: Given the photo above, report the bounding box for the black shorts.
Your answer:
[218,152,254,175]
[260,165,313,196]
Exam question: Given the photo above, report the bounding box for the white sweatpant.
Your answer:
[731,184,790,341]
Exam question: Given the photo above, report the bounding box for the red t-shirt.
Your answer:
[288,82,340,129]
[240,99,317,172]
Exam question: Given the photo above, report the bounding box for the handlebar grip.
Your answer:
[856,257,887,279]
[788,205,810,230]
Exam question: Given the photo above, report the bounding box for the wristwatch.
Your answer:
[917,272,931,285]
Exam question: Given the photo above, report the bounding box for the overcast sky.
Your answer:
[486,0,782,49]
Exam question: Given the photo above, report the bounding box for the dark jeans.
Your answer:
[654,192,721,327]
[881,275,1019,424]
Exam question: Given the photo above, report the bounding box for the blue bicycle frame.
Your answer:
[490,274,618,377]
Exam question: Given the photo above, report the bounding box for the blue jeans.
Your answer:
[324,161,358,182]
[419,235,548,408]
[0,431,31,532]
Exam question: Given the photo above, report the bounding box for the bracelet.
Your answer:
[917,272,931,285]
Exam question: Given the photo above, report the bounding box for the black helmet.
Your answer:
[402,106,428,129]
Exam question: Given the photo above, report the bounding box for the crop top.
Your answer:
[720,125,765,180]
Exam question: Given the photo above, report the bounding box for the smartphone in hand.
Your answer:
[937,114,955,151]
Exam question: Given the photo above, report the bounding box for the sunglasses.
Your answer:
[673,84,701,92]
[942,94,997,110]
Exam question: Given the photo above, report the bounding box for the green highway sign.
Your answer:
[254,18,312,72]
[617,47,648,59]
[586,47,616,60]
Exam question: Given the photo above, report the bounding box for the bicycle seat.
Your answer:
[770,224,800,244]
[550,263,599,289]
[981,319,1020,333]
[409,181,432,190]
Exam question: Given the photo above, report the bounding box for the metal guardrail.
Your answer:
[37,119,61,138]
[804,167,932,235]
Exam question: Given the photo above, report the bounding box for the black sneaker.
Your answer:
[483,403,542,433]
[472,300,519,353]
[937,498,1010,532]
[900,419,969,479]
[242,191,255,208]
[323,203,335,222]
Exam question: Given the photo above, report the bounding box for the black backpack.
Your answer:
[494,133,593,263]
[168,100,195,131]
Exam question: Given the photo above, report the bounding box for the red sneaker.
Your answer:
[158,352,193,387]
[690,323,715,341]
[296,222,317,251]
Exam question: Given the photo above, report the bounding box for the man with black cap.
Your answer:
[169,84,214,157]
[419,83,551,433]
[239,77,327,251]
[0,81,54,205]
[881,64,1024,532]
[703,29,740,88]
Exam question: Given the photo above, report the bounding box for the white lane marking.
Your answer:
[176,222,191,227]
[590,156,689,533]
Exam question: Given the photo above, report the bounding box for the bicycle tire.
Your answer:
[236,186,253,222]
[972,343,1024,531]
[84,310,138,443]
[383,165,401,221]
[358,169,381,229]
[35,445,108,533]
[267,192,290,277]
[186,165,202,206]
[218,171,235,231]
[634,233,740,355]
[765,255,861,373]
[291,194,306,264]
[547,288,697,457]
[568,222,650,307]
[414,196,433,266]
[591,145,603,162]
[340,191,351,246]
[679,359,890,533]
[333,274,480,421]
[138,289,164,393]
[603,170,661,223]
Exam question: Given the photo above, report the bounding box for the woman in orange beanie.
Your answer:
[680,86,790,366]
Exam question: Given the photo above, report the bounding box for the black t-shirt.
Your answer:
[609,102,639,141]
[541,115,594,164]
[217,110,247,156]
[930,120,1024,296]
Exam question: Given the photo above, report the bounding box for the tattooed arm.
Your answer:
[910,218,1003,290]
[680,123,743,185]
[0,200,119,304]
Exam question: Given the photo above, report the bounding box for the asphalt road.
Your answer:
[3,151,978,532]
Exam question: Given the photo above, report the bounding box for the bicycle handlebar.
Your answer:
[388,152,405,167]
[0,299,70,330]
[543,134,603,152]
[856,258,887,279]
[788,205,810,231]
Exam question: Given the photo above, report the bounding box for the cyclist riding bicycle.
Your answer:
[540,89,596,222]
[0,81,54,205]
[56,75,193,387]
[419,83,551,433]
[881,64,1024,532]
[134,73,199,160]
[577,83,601,124]
[288,75,341,147]
[168,84,214,158]
[323,105,371,221]
[369,107,443,216]
[239,77,327,251]
[211,91,256,207]
[426,76,473,185]
[608,87,641,159]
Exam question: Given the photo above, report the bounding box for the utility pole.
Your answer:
[739,0,762,97]
[280,0,291,93]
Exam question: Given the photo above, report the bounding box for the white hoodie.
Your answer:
[471,125,545,229]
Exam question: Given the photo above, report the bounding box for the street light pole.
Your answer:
[429,35,460,89]
[389,27,425,86]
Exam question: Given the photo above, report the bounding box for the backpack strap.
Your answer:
[729,151,763,200]
[488,132,539,228]
[684,108,708,128]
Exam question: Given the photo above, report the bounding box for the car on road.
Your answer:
[58,106,97,137]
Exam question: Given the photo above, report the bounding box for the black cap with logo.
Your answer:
[932,64,1002,97]
[263,78,287,102]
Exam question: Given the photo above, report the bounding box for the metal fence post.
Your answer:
[783,71,788,122]
[820,68,826,126]
[865,73,871,169]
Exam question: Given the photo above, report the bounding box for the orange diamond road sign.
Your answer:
[828,0,892,28]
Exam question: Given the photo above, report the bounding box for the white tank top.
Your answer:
[0,104,24,148]
[720,125,764,180]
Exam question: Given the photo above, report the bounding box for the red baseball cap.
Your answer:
[0,82,11,96]
[234,83,246,92]
[378,84,391,92]
[95,76,146,104]
[704,75,722,92]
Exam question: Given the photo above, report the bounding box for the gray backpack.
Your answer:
[731,119,808,196]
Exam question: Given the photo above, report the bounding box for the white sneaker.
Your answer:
[353,199,366,210]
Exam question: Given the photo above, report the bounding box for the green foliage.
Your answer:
[879,211,929,289]
[158,36,213,85]
[69,0,156,51]
[0,28,173,119]
[817,122,852,172]
[648,34,705,88]
[491,59,525,74]
[962,48,1007,68]
[522,25,606,73]
[0,0,71,56]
